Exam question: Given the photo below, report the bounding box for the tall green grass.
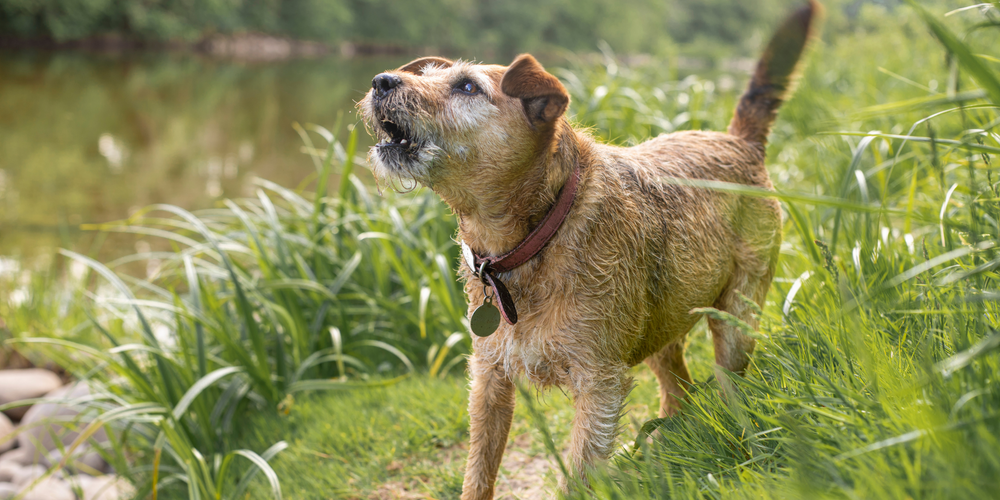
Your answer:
[1,1,997,498]
[551,3,1000,498]
[3,122,468,498]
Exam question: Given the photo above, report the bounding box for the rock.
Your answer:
[0,462,20,482]
[10,464,45,486]
[0,369,62,421]
[66,473,95,491]
[74,449,108,475]
[17,382,108,466]
[0,413,13,453]
[0,448,36,466]
[18,477,75,500]
[72,474,134,500]
[0,482,17,500]
[48,446,108,476]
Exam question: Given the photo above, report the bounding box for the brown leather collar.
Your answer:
[461,160,582,326]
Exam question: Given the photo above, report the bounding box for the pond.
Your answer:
[0,50,413,263]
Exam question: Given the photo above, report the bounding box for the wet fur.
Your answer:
[358,3,820,498]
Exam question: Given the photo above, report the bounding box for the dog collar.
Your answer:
[461,160,582,328]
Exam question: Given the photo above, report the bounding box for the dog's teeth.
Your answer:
[400,139,407,144]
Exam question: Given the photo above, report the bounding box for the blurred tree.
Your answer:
[280,0,352,40]
[0,0,800,57]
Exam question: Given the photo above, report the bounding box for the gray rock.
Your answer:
[65,473,95,492]
[73,474,134,500]
[0,482,17,500]
[0,462,20,482]
[74,449,109,475]
[0,448,36,466]
[10,464,45,486]
[0,413,13,453]
[47,446,108,476]
[19,477,75,500]
[0,369,62,421]
[17,382,108,466]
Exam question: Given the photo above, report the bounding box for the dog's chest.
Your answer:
[474,326,573,387]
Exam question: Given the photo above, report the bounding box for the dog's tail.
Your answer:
[728,0,822,146]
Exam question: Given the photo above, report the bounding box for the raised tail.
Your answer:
[728,0,822,146]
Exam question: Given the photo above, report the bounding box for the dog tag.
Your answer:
[470,302,501,337]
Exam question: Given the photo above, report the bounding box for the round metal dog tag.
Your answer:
[470,302,501,337]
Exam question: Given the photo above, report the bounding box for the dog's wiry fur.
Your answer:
[359,3,820,498]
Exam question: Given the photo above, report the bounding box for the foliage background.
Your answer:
[2,0,1000,498]
[2,0,812,57]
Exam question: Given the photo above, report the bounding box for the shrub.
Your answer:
[8,124,469,498]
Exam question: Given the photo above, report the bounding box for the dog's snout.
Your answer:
[372,73,402,98]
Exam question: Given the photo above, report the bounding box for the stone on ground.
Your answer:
[18,477,75,500]
[10,464,46,486]
[65,448,109,475]
[0,414,13,454]
[70,474,135,500]
[0,482,17,499]
[49,446,109,476]
[17,382,108,467]
[0,369,62,421]
[0,462,19,483]
[0,448,35,466]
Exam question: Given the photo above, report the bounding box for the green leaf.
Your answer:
[230,445,288,500]
[906,0,1000,105]
[229,441,290,500]
[172,367,244,421]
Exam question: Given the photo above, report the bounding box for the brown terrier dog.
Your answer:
[359,2,819,498]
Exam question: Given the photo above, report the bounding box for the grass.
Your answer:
[1,1,999,499]
[559,2,1000,499]
[231,2,1000,498]
[229,332,719,499]
[234,376,470,499]
[2,122,469,498]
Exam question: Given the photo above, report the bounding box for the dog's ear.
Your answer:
[397,57,453,74]
[501,54,570,127]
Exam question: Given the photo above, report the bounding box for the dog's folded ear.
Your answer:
[397,57,454,74]
[501,54,570,127]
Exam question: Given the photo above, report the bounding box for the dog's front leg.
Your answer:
[566,365,630,487]
[462,355,516,500]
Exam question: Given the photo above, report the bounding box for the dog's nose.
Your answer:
[372,73,402,98]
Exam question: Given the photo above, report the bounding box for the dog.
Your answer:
[359,2,819,498]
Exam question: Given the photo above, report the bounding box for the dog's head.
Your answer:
[358,55,570,204]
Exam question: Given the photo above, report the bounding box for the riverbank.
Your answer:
[0,34,409,62]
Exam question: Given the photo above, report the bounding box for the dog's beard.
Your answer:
[360,99,445,192]
[368,138,441,192]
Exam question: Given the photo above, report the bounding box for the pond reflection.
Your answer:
[0,50,410,261]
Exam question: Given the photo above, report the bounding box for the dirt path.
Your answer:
[368,432,560,500]
[493,434,560,500]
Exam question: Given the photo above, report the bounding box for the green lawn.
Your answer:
[236,376,469,499]
[234,326,718,499]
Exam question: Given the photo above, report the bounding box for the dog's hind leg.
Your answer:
[462,355,516,500]
[644,338,694,417]
[709,236,778,386]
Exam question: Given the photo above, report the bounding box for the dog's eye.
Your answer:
[456,80,480,95]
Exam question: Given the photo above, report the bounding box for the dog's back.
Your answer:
[574,0,821,386]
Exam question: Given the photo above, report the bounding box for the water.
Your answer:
[0,50,411,262]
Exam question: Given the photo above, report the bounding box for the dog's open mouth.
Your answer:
[365,104,437,180]
[377,119,416,149]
